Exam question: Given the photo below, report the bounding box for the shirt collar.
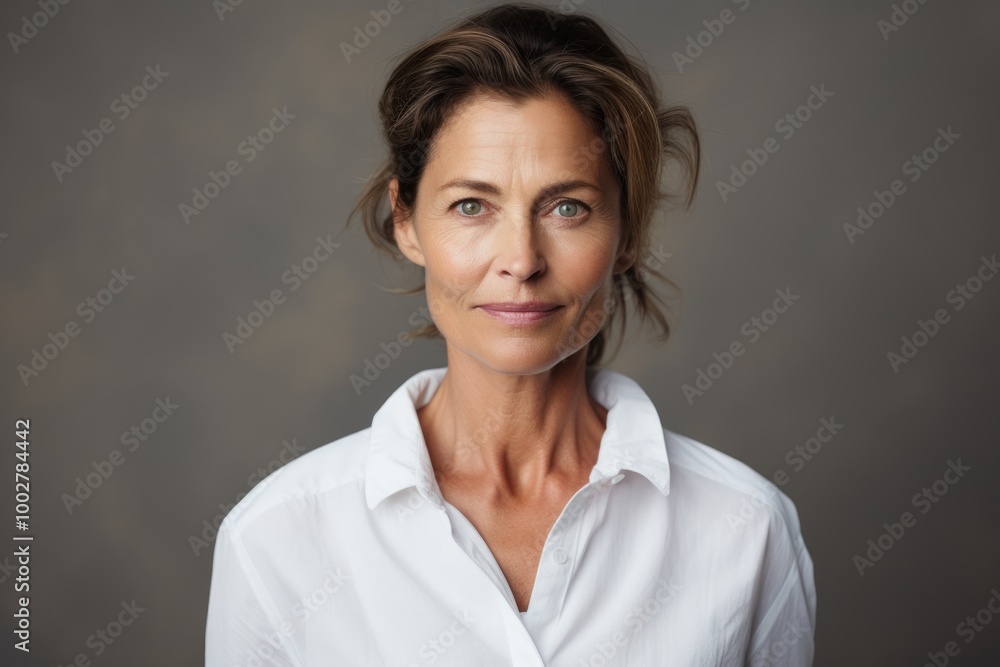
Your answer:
[364,366,671,511]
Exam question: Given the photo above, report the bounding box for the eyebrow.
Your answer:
[437,179,603,201]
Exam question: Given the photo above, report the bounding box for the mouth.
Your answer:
[476,303,562,326]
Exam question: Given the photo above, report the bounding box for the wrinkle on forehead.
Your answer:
[425,90,611,192]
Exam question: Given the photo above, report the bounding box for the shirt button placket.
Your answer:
[532,490,590,625]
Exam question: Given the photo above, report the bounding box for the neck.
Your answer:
[418,348,608,502]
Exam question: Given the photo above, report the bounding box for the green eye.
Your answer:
[459,200,482,215]
[556,201,579,217]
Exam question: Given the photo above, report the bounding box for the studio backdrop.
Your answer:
[1,0,998,665]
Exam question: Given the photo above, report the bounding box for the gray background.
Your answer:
[2,0,998,664]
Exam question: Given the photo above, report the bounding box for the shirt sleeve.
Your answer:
[744,490,817,667]
[205,518,297,667]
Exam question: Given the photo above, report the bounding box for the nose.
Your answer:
[497,216,545,281]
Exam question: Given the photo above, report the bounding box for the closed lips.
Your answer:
[478,303,560,311]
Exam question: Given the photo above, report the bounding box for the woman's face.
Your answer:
[391,91,632,374]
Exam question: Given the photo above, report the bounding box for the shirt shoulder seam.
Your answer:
[223,473,367,535]
[223,523,309,667]
[746,563,804,655]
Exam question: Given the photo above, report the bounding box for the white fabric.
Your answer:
[206,366,816,666]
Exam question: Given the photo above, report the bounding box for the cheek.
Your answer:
[422,225,485,272]
[558,236,618,299]
[430,248,483,285]
[421,237,483,310]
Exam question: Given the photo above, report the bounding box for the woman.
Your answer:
[205,3,816,665]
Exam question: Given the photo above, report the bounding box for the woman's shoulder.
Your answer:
[662,427,804,536]
[219,426,372,535]
[663,428,817,641]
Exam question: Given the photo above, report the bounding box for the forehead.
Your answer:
[425,91,609,181]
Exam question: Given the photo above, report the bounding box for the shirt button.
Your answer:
[611,473,626,484]
[552,548,568,565]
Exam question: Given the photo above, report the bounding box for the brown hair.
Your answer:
[347,2,700,365]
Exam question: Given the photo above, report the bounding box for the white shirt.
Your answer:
[206,366,816,666]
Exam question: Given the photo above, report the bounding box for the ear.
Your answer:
[389,178,426,268]
[612,238,637,275]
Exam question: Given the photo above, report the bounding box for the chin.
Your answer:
[460,335,585,375]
